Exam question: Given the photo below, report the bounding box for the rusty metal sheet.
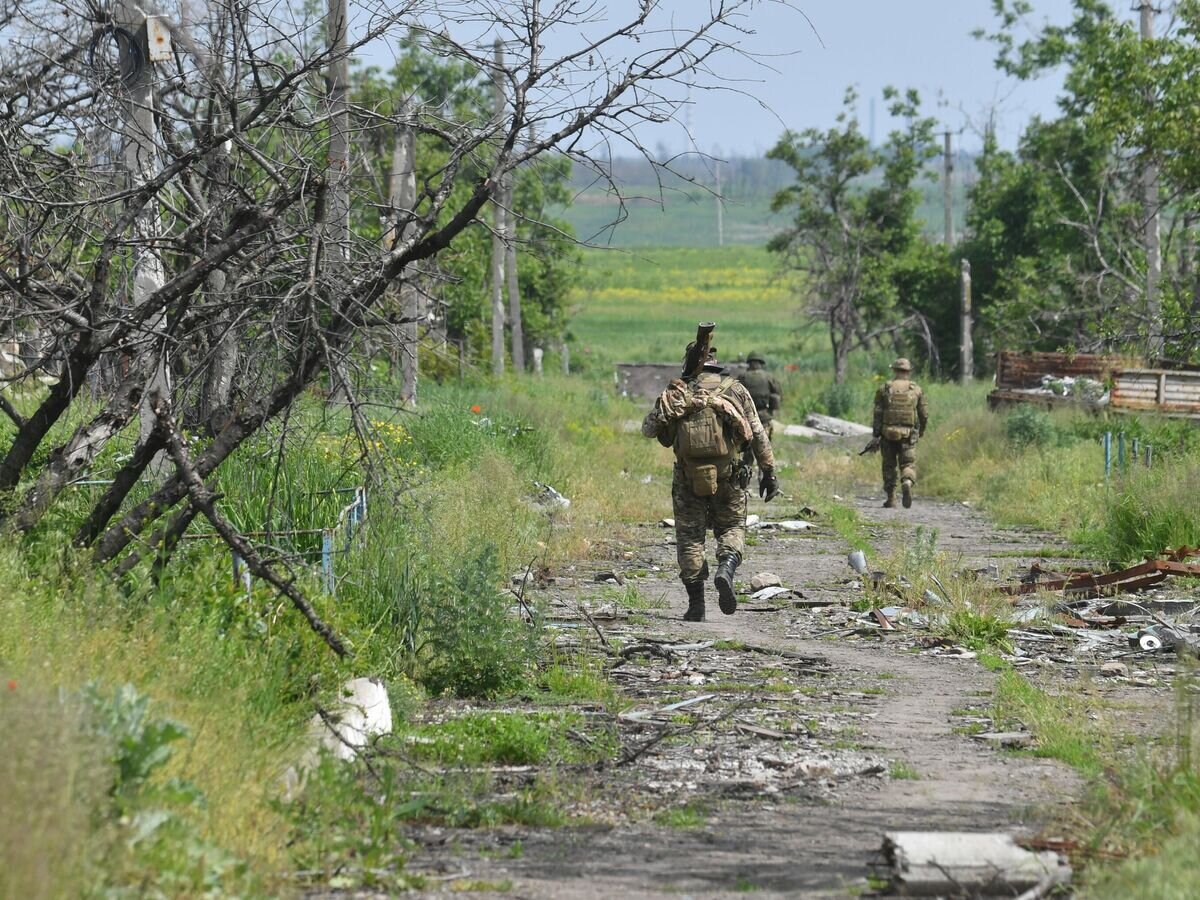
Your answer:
[994,351,1127,390]
[1003,557,1200,598]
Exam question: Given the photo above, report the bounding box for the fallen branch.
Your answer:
[157,396,350,658]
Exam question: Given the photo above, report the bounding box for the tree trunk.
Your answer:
[504,172,525,371]
[490,38,506,376]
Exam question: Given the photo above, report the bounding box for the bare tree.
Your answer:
[0,0,781,652]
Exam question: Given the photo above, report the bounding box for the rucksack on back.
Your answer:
[674,377,737,496]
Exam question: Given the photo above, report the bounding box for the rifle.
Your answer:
[859,436,881,456]
[681,321,717,378]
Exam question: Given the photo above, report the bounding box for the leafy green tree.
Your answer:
[972,0,1200,358]
[351,36,577,367]
[767,88,946,381]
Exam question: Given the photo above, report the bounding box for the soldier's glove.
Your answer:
[758,468,781,502]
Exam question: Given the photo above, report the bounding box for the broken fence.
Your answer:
[67,479,368,597]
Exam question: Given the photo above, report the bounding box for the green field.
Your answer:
[569,245,810,368]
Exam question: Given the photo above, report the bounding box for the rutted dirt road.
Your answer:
[402,488,1084,898]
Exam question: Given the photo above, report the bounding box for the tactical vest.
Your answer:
[881,379,919,438]
[739,368,773,412]
[674,374,738,496]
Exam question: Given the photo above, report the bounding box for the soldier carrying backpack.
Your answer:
[871,358,929,509]
[642,324,780,622]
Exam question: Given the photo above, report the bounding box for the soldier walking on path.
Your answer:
[737,352,782,439]
[872,358,929,509]
[642,324,780,622]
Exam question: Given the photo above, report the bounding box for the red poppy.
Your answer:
[6,679,15,691]
[785,364,799,372]
[470,404,482,414]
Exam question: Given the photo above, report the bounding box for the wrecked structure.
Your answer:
[987,350,1200,418]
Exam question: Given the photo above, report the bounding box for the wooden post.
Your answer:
[1140,2,1163,357]
[489,38,506,376]
[942,130,954,246]
[386,101,418,406]
[960,258,973,384]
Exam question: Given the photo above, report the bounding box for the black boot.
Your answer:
[714,554,740,615]
[683,580,705,622]
[901,478,913,509]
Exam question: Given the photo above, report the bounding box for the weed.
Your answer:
[944,608,1013,653]
[401,711,611,767]
[538,658,615,705]
[654,801,709,829]
[733,874,762,892]
[888,761,921,780]
[992,670,1104,777]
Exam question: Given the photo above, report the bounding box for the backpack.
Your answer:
[674,376,738,496]
[739,368,772,412]
[881,379,919,439]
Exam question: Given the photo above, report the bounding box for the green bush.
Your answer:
[419,545,539,698]
[820,381,857,418]
[1003,406,1058,449]
[1078,461,1200,563]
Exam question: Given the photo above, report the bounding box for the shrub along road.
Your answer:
[380,490,1094,898]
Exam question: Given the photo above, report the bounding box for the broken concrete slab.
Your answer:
[781,423,834,439]
[882,831,1070,895]
[804,413,874,437]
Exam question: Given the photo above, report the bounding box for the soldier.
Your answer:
[642,327,780,622]
[871,358,929,509]
[737,352,782,439]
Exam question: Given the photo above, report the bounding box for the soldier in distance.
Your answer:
[642,333,780,621]
[872,357,929,509]
[737,351,783,440]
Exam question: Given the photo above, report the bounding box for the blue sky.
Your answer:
[356,1,1131,158]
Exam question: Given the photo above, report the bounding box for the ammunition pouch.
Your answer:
[881,424,912,442]
[689,463,720,497]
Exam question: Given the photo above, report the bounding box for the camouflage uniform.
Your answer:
[872,358,929,509]
[737,354,782,439]
[642,366,776,618]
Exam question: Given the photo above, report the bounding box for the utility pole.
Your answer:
[387,101,418,406]
[1140,2,1163,357]
[489,38,506,376]
[115,2,167,456]
[715,160,724,247]
[942,130,954,245]
[960,259,973,384]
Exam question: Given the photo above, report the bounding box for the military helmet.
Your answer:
[891,357,912,372]
[747,351,765,364]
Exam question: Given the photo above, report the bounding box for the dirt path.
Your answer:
[405,491,1082,898]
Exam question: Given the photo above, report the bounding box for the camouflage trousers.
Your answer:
[880,435,918,492]
[671,463,747,584]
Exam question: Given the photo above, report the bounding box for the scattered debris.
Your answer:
[750,585,792,602]
[315,678,393,762]
[750,572,782,591]
[745,513,760,527]
[781,423,835,439]
[594,570,626,586]
[804,413,874,437]
[659,518,675,528]
[880,831,1071,896]
[848,550,868,575]
[971,731,1032,749]
[751,519,816,533]
[1002,552,1200,598]
[533,482,571,509]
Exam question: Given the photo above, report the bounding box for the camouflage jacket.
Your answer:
[642,370,776,471]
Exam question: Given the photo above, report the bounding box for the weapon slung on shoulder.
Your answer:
[681,321,716,378]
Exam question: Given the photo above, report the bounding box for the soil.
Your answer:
[396,483,1093,899]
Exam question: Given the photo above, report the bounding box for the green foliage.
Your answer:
[819,381,857,418]
[992,669,1104,777]
[404,710,607,766]
[1078,462,1200,563]
[943,608,1013,653]
[1003,406,1059,449]
[653,801,710,829]
[768,86,944,380]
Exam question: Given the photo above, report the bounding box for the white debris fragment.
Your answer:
[750,586,792,602]
[315,678,393,762]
